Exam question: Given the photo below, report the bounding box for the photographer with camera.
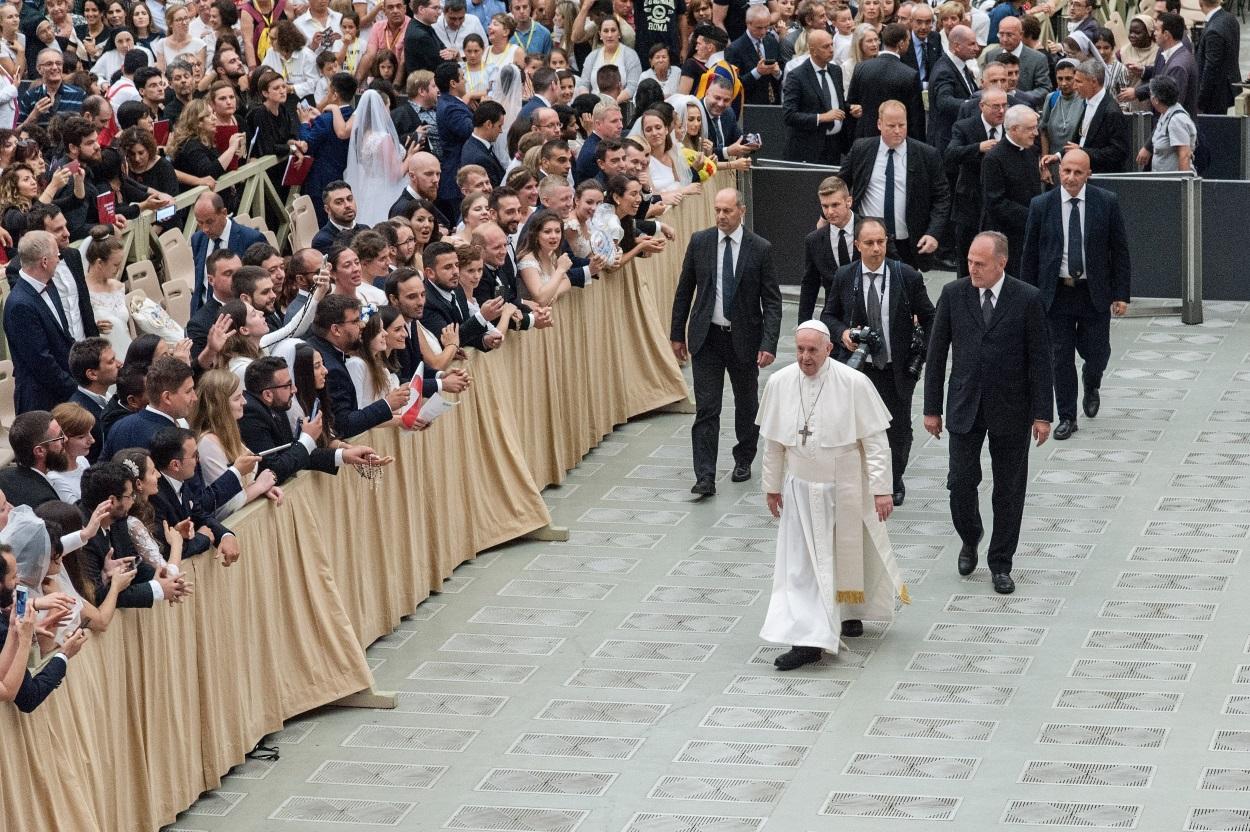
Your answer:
[820,217,934,508]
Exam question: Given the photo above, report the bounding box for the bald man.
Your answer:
[927,24,981,150]
[980,16,1052,99]
[390,151,453,230]
[781,28,851,164]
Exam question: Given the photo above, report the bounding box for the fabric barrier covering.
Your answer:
[0,175,723,832]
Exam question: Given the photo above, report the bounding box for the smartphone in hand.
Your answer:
[14,586,27,617]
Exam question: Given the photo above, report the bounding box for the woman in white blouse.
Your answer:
[638,109,700,197]
[579,17,641,101]
[47,403,97,503]
[516,209,573,306]
[191,370,281,519]
[346,305,399,411]
[155,1,207,70]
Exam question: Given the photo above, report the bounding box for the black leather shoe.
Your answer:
[892,482,905,506]
[1054,419,1078,440]
[1083,387,1100,418]
[841,619,864,637]
[773,645,823,671]
[731,464,751,483]
[992,572,1015,594]
[691,477,716,497]
[958,542,979,576]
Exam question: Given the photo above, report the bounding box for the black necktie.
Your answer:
[883,149,897,239]
[963,65,978,92]
[818,68,834,110]
[1068,197,1084,279]
[866,273,885,363]
[982,288,994,325]
[836,229,850,267]
[712,115,724,150]
[988,125,998,140]
[721,236,736,315]
[42,282,70,333]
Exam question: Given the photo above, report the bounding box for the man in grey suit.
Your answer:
[980,16,1052,101]
[1196,0,1240,114]
[1120,13,1198,115]
[671,189,782,497]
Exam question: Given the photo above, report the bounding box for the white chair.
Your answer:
[161,278,192,327]
[289,194,318,252]
[159,227,196,285]
[126,260,162,299]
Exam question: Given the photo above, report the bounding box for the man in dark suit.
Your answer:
[902,3,942,89]
[725,5,783,105]
[1196,0,1240,114]
[840,100,950,271]
[671,188,782,496]
[459,100,507,186]
[389,151,453,230]
[469,221,555,333]
[0,411,68,508]
[980,16,1052,100]
[980,104,1041,279]
[1122,14,1198,115]
[703,77,754,163]
[68,337,119,464]
[1065,59,1130,174]
[420,240,497,351]
[924,231,1054,595]
[148,427,242,562]
[520,67,560,120]
[4,231,76,414]
[310,181,370,254]
[16,203,100,342]
[306,294,410,438]
[781,29,850,164]
[798,175,859,322]
[945,88,1007,278]
[435,61,475,221]
[1021,148,1131,441]
[573,101,624,184]
[381,267,472,399]
[402,0,445,78]
[848,23,925,140]
[820,217,935,504]
[189,192,264,312]
[186,250,242,369]
[926,25,980,152]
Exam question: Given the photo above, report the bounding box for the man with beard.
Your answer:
[382,268,473,389]
[390,152,451,228]
[0,411,71,508]
[162,59,197,124]
[239,357,389,482]
[420,240,495,350]
[52,117,144,238]
[312,181,370,254]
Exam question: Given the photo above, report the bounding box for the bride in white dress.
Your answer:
[84,228,132,356]
[344,89,406,227]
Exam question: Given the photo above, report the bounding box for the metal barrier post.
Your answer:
[1180,175,1203,325]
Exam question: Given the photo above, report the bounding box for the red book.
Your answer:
[96,192,116,225]
[281,154,314,187]
[152,119,170,145]
[213,123,240,170]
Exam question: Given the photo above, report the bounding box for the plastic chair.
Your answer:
[162,278,192,327]
[126,260,162,299]
[159,227,196,285]
[289,194,318,252]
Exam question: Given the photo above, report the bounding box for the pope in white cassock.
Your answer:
[757,320,910,671]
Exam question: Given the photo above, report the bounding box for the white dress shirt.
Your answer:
[294,9,344,50]
[828,211,855,268]
[810,59,844,135]
[53,255,85,340]
[946,50,978,93]
[980,271,1005,312]
[863,139,909,240]
[1059,185,1087,279]
[861,262,892,364]
[1077,87,1105,146]
[713,223,744,326]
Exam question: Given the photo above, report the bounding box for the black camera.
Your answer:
[905,324,927,380]
[845,326,883,372]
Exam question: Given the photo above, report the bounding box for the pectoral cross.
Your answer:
[799,423,813,446]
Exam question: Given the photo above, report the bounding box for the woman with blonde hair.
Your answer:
[156,1,208,70]
[168,97,247,190]
[841,23,880,83]
[191,369,281,519]
[47,403,97,503]
[854,0,883,30]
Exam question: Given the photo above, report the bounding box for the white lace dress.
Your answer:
[90,285,133,356]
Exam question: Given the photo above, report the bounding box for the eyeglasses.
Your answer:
[264,380,295,391]
[36,433,67,446]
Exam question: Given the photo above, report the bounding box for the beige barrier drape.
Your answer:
[0,177,724,832]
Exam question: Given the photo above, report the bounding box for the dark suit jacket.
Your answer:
[477,260,534,331]
[797,221,859,323]
[0,465,60,508]
[421,278,490,351]
[819,257,936,397]
[436,92,475,202]
[185,295,223,368]
[841,137,951,258]
[670,226,782,362]
[78,511,155,609]
[1020,184,1131,312]
[726,31,783,105]
[847,54,925,141]
[460,134,506,186]
[402,18,443,74]
[189,222,264,312]
[150,474,230,558]
[519,94,555,120]
[781,59,849,163]
[1196,8,1240,114]
[901,30,942,84]
[0,616,67,712]
[3,277,77,414]
[310,221,368,255]
[1136,42,1199,115]
[927,53,976,150]
[98,396,137,440]
[944,114,991,229]
[4,251,97,341]
[923,275,1054,433]
[70,389,105,463]
[238,391,338,483]
[707,107,743,162]
[957,89,1040,120]
[1076,92,1130,173]
[980,138,1041,273]
[304,334,395,438]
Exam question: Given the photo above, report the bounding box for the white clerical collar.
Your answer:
[1006,131,1027,150]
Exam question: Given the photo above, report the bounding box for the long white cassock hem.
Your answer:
[759,473,904,654]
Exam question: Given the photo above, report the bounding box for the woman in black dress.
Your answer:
[245,68,307,196]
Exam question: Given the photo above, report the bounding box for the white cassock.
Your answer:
[756,358,910,652]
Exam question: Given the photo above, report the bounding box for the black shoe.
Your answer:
[1083,387,1100,418]
[773,645,823,671]
[840,619,864,637]
[691,477,716,497]
[1054,419,1078,440]
[892,482,905,506]
[958,542,979,576]
[992,572,1015,594]
[731,464,751,483]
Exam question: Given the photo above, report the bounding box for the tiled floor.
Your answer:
[165,293,1250,831]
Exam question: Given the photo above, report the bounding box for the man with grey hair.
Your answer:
[574,100,624,183]
[1061,58,1128,173]
[924,230,1053,596]
[980,104,1041,277]
[19,49,86,128]
[946,87,1006,277]
[726,5,783,106]
[5,231,77,413]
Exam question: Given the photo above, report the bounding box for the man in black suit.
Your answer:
[382,267,472,395]
[26,203,99,341]
[148,427,244,562]
[311,181,370,254]
[840,100,950,271]
[926,25,980,152]
[924,231,1054,595]
[188,192,265,311]
[798,175,859,322]
[1021,149,1131,441]
[186,249,242,370]
[1196,0,1240,114]
[4,231,77,414]
[945,88,1007,278]
[820,217,936,504]
[703,77,755,163]
[1121,14,1198,115]
[469,222,554,333]
[980,104,1041,279]
[402,0,445,78]
[421,240,499,351]
[388,152,453,231]
[0,411,67,508]
[671,188,782,496]
[847,23,924,140]
[781,29,850,164]
[68,337,119,464]
[459,100,507,186]
[239,357,383,482]
[1065,59,1129,174]
[726,5,784,105]
[902,3,942,90]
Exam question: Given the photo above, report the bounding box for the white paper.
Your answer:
[418,392,458,422]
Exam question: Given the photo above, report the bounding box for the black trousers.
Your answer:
[1048,282,1111,422]
[947,405,1032,575]
[861,363,913,491]
[893,236,920,271]
[691,324,760,480]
